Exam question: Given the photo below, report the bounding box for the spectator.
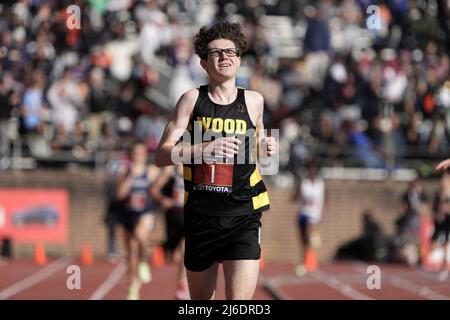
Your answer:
[0,74,18,160]
[20,70,47,135]
[335,210,389,262]
[86,67,113,143]
[47,68,84,137]
[431,172,450,280]
[391,177,428,266]
[103,148,125,262]
[343,120,386,168]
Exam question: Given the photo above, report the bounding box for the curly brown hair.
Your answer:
[194,21,248,60]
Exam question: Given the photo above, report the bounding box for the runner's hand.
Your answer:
[204,136,241,158]
[160,197,174,209]
[436,159,450,172]
[259,136,278,157]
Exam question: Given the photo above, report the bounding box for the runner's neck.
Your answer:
[207,82,237,105]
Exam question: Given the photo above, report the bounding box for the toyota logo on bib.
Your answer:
[196,184,205,191]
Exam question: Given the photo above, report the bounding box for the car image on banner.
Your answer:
[12,205,59,227]
[0,189,68,243]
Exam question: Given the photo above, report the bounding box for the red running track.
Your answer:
[0,258,449,300]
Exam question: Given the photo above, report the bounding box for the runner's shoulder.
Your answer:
[179,88,200,105]
[175,88,200,116]
[244,90,264,105]
[244,90,264,116]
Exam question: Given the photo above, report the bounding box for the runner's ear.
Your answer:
[200,59,208,71]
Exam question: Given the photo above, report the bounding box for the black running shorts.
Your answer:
[432,215,450,243]
[184,210,262,272]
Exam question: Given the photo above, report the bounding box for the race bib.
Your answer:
[193,163,233,193]
[128,191,147,211]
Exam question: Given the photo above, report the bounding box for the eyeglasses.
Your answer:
[206,48,239,57]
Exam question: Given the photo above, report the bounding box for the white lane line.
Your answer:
[259,275,291,300]
[266,274,365,287]
[310,270,374,300]
[387,276,450,300]
[414,268,450,283]
[351,262,450,300]
[89,261,127,300]
[0,257,70,300]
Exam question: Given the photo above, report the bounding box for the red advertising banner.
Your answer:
[0,189,68,243]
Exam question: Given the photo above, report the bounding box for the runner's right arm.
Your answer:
[155,89,198,167]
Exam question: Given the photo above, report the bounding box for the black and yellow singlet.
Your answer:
[182,85,270,216]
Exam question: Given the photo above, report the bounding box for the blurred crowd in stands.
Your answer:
[0,0,449,173]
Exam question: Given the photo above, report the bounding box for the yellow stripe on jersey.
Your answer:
[250,168,262,187]
[183,167,192,181]
[252,191,270,210]
[184,191,189,204]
